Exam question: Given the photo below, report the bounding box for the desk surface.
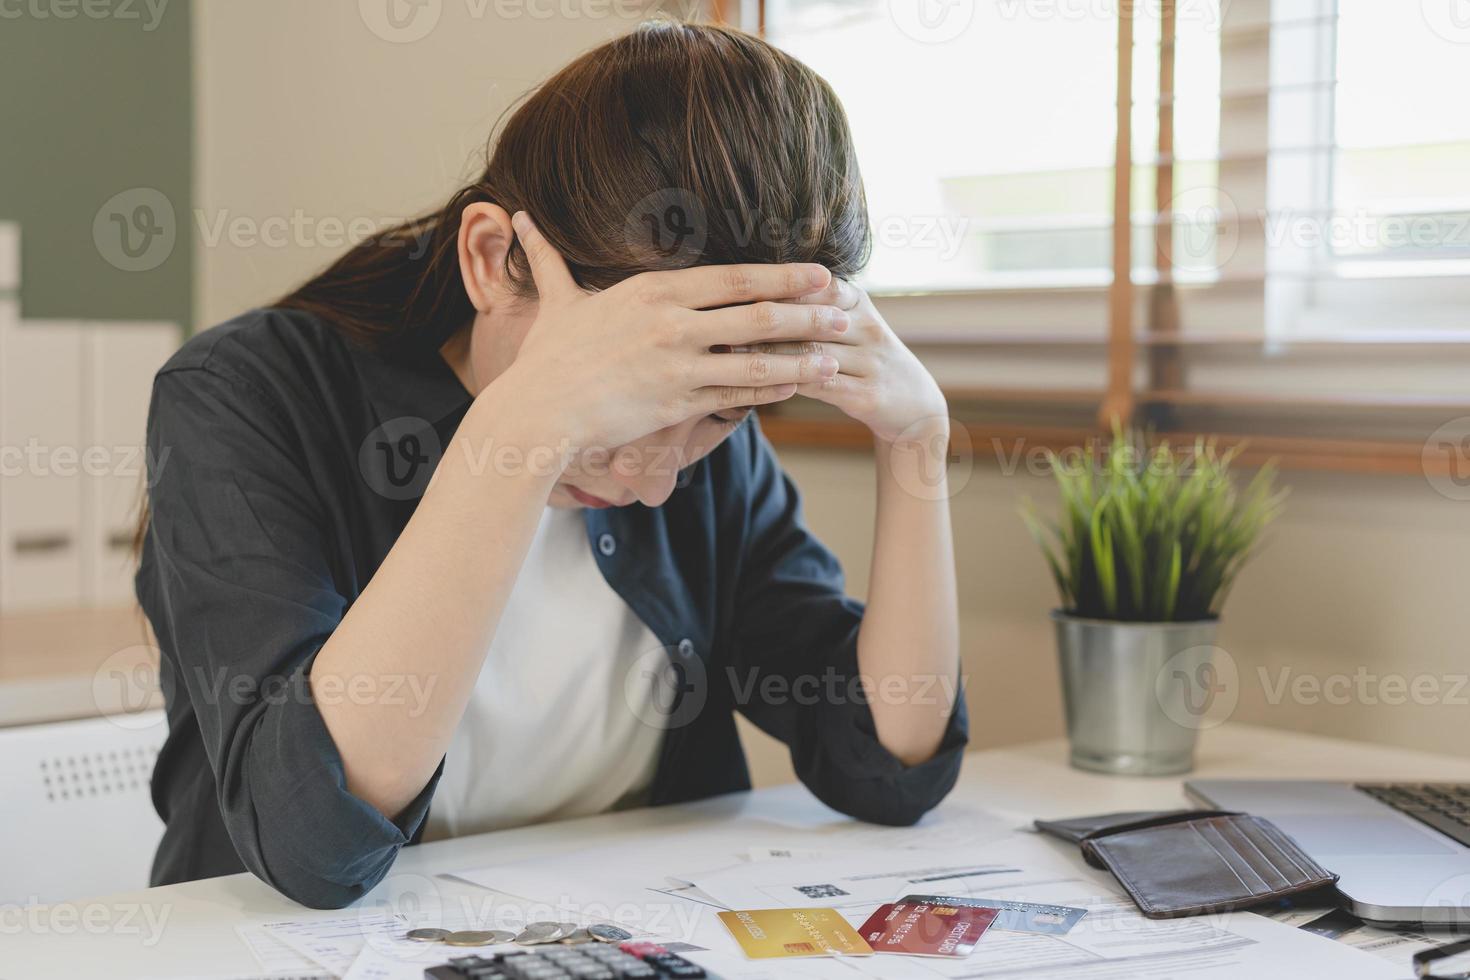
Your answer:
[12,723,1470,979]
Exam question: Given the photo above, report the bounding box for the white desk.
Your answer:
[9,723,1470,979]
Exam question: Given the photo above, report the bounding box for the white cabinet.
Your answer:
[83,324,180,605]
[0,314,88,610]
[0,224,181,611]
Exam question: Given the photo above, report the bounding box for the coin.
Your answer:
[405,927,451,943]
[558,927,593,944]
[514,921,567,945]
[588,924,633,944]
[444,929,515,947]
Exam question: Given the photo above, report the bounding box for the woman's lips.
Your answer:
[566,485,616,509]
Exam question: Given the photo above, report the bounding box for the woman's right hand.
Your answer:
[495,211,853,451]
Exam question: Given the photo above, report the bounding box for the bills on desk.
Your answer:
[444,816,1403,979]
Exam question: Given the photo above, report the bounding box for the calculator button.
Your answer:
[644,954,704,978]
[618,942,666,958]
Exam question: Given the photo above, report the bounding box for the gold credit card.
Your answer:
[717,908,875,959]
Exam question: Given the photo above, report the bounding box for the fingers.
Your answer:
[697,350,839,388]
[511,211,578,300]
[726,341,870,376]
[787,276,865,312]
[796,373,867,402]
[689,383,797,415]
[696,301,850,346]
[637,263,831,309]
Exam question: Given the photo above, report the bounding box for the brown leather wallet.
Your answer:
[1035,810,1340,919]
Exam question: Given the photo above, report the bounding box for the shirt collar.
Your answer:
[348,340,473,426]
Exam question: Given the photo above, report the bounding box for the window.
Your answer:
[752,0,1470,475]
[1330,3,1470,272]
[765,0,1224,292]
[1267,1,1470,339]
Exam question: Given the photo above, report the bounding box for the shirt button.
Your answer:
[677,638,696,658]
[597,533,616,556]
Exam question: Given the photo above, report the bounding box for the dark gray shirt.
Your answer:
[138,308,968,909]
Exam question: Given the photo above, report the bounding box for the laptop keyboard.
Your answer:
[1357,783,1470,847]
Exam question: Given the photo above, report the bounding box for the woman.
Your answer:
[139,21,965,910]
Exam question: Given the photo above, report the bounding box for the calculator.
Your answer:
[425,940,720,980]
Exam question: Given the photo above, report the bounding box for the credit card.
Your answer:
[717,908,874,959]
[858,901,997,957]
[900,894,1087,935]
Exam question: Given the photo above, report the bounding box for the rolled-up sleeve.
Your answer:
[728,419,968,826]
[141,364,439,908]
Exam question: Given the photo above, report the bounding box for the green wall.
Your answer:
[0,0,192,328]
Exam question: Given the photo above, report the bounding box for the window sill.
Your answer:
[760,413,1451,478]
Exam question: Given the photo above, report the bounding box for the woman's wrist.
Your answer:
[873,391,951,452]
[455,373,577,484]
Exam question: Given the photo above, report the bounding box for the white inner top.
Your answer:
[423,506,665,840]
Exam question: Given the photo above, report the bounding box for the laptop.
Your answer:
[1186,779,1470,928]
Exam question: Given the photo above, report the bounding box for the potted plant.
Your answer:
[1023,429,1286,775]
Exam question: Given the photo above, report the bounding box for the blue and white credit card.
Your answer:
[899,895,1088,935]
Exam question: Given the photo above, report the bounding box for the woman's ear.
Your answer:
[457,202,515,313]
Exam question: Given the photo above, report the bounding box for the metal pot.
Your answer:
[1051,611,1220,776]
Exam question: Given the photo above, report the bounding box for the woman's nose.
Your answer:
[628,469,679,508]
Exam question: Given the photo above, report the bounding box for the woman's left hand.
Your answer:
[728,278,948,444]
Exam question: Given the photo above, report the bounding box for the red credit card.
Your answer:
[858,900,997,957]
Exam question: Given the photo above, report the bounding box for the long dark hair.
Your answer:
[136,22,871,558]
[276,20,871,353]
